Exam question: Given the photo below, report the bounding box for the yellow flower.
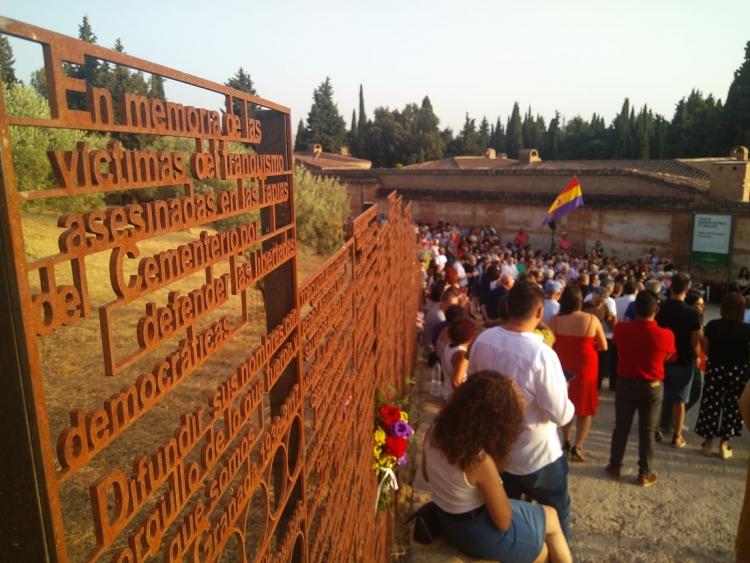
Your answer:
[374,428,386,445]
[373,445,381,459]
[399,411,409,423]
[381,455,397,469]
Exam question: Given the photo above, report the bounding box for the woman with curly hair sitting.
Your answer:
[422,370,572,563]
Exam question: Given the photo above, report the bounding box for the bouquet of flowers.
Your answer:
[373,403,414,511]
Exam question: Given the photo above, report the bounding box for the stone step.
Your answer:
[408,535,494,562]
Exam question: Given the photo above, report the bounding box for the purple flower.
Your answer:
[398,453,408,465]
[390,420,414,438]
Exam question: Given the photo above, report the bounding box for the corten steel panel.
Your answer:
[0,17,420,563]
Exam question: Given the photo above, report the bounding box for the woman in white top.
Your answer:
[422,371,572,563]
[440,318,475,399]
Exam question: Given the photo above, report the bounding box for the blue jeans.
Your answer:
[436,502,546,563]
[502,454,571,539]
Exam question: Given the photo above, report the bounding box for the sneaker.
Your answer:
[605,465,621,480]
[720,441,733,460]
[671,436,687,448]
[637,472,657,487]
[701,440,714,457]
[655,430,664,443]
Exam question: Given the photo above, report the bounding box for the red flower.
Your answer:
[379,405,401,427]
[385,436,408,458]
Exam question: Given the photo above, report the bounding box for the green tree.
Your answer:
[355,84,367,155]
[650,114,668,158]
[634,105,651,159]
[667,90,723,157]
[78,16,97,42]
[294,119,308,151]
[148,74,166,101]
[225,67,256,115]
[414,96,445,161]
[477,116,490,150]
[30,68,47,98]
[305,77,347,153]
[348,109,357,151]
[446,113,481,156]
[506,102,523,158]
[545,111,561,160]
[612,98,633,158]
[4,83,105,211]
[724,41,750,149]
[492,117,506,154]
[294,164,350,254]
[363,107,407,166]
[225,67,256,95]
[0,35,18,85]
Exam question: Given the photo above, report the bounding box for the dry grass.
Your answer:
[21,212,326,561]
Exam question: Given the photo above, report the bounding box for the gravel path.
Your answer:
[567,388,747,562]
[408,365,748,562]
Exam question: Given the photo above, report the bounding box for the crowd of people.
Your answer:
[416,221,750,563]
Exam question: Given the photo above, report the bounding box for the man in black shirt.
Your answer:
[655,273,702,447]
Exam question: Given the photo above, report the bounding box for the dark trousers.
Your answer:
[503,454,571,539]
[598,339,616,390]
[609,378,663,475]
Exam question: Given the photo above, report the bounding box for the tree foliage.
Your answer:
[304,77,347,153]
[4,83,106,211]
[723,41,750,148]
[294,164,350,254]
[0,35,18,86]
[506,103,523,159]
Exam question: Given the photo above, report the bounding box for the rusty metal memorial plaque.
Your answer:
[0,18,420,563]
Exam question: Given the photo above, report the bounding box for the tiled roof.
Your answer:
[404,156,519,170]
[403,158,711,189]
[294,151,372,171]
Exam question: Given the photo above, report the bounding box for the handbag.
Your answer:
[405,501,443,544]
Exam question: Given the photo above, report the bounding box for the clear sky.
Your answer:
[2,0,747,133]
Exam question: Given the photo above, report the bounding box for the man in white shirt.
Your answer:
[501,256,519,281]
[615,281,637,322]
[543,280,562,324]
[469,282,575,538]
[434,247,448,272]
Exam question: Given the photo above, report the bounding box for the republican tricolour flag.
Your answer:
[543,176,584,225]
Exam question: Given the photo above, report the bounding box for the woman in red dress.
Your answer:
[549,286,608,462]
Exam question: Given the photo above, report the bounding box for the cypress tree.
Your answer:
[357,84,367,137]
[546,111,561,160]
[459,113,481,155]
[0,35,18,85]
[634,105,650,159]
[295,119,308,151]
[493,117,506,154]
[477,116,490,150]
[612,98,632,158]
[506,102,523,159]
[724,41,750,149]
[349,109,357,153]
